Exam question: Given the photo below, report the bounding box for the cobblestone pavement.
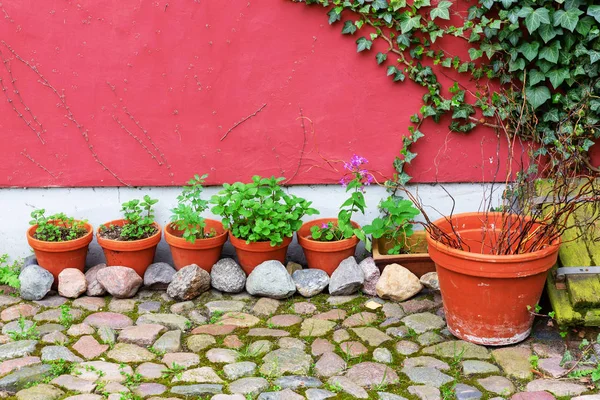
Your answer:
[0,287,597,400]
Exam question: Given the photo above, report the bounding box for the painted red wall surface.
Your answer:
[0,0,506,187]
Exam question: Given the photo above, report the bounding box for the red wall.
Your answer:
[0,0,506,187]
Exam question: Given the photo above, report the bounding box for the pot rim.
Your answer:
[297,218,360,251]
[27,220,94,252]
[97,219,162,251]
[426,212,560,263]
[229,232,292,252]
[165,219,228,249]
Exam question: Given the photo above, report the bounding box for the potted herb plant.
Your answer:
[97,195,161,277]
[27,209,93,281]
[211,175,318,274]
[363,196,434,277]
[297,155,369,275]
[165,174,227,272]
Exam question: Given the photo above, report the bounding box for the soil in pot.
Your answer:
[97,219,162,277]
[229,234,292,275]
[165,219,228,272]
[426,212,559,346]
[372,231,435,277]
[297,218,359,276]
[27,221,94,283]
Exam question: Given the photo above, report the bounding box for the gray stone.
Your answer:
[41,345,83,362]
[138,301,161,314]
[352,327,392,346]
[22,255,37,270]
[329,257,364,296]
[85,264,107,297]
[210,258,246,293]
[326,295,358,305]
[404,356,449,370]
[0,364,52,392]
[401,367,453,388]
[205,300,245,315]
[258,389,304,400]
[300,319,336,337]
[305,389,336,400]
[137,313,191,331]
[144,262,176,289]
[260,348,312,377]
[402,312,445,333]
[34,295,67,307]
[252,298,280,315]
[96,266,143,298]
[526,379,587,397]
[153,330,181,353]
[51,375,96,393]
[73,297,105,312]
[274,375,322,389]
[345,362,399,387]
[378,394,408,400]
[327,376,368,399]
[0,340,37,360]
[247,340,272,356]
[382,303,405,319]
[19,265,53,301]
[167,264,211,301]
[359,257,380,296]
[84,312,133,330]
[419,272,439,290]
[395,341,420,356]
[477,376,515,396]
[492,346,532,380]
[373,348,393,363]
[223,362,257,380]
[417,331,444,346]
[423,340,490,360]
[462,360,500,376]
[170,384,223,396]
[408,385,441,400]
[206,348,238,363]
[107,343,156,362]
[228,377,269,396]
[454,384,482,400]
[315,351,346,377]
[74,361,133,382]
[187,335,216,352]
[98,326,116,344]
[162,353,200,369]
[387,326,410,338]
[173,367,224,384]
[170,301,194,314]
[246,260,296,299]
[292,269,329,297]
[15,383,63,400]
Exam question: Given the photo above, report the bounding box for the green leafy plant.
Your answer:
[310,155,370,244]
[59,304,74,328]
[0,254,21,289]
[161,362,185,380]
[7,316,39,340]
[211,175,319,246]
[363,196,420,254]
[100,195,159,241]
[29,209,87,242]
[170,173,216,243]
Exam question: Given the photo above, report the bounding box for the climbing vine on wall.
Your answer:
[293,0,600,187]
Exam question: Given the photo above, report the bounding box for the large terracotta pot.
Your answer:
[27,221,93,282]
[426,212,560,346]
[297,218,360,276]
[97,219,162,277]
[164,219,228,272]
[229,234,292,275]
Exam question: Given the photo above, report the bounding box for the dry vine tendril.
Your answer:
[292,0,600,185]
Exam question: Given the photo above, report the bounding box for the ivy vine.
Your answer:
[294,0,600,186]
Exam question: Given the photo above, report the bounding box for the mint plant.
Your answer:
[29,209,87,242]
[0,254,20,289]
[310,155,370,244]
[170,174,215,243]
[100,195,159,241]
[363,196,420,255]
[211,176,319,246]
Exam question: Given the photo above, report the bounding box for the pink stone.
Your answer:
[83,312,133,329]
[191,324,237,335]
[223,335,244,349]
[311,339,334,356]
[162,353,200,368]
[359,257,380,296]
[85,264,107,297]
[96,266,143,298]
[1,304,38,321]
[511,392,556,400]
[134,383,166,397]
[314,309,347,321]
[58,268,87,299]
[73,335,109,359]
[0,356,41,375]
[266,315,302,327]
[118,324,165,347]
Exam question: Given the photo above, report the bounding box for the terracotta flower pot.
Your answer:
[426,212,560,346]
[97,219,162,277]
[297,218,360,276]
[26,221,93,283]
[229,233,292,275]
[164,219,228,272]
[372,230,435,277]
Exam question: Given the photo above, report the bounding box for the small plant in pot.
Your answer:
[298,155,370,275]
[97,195,161,277]
[26,209,93,282]
[363,196,433,277]
[165,174,227,272]
[210,175,318,274]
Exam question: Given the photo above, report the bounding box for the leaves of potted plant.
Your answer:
[211,175,318,274]
[363,196,434,277]
[165,174,228,272]
[298,155,370,275]
[26,209,93,281]
[97,195,161,277]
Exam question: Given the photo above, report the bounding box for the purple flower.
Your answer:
[321,223,329,229]
[365,174,374,185]
[344,155,368,172]
[339,177,349,188]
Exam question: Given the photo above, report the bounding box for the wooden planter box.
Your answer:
[372,230,435,278]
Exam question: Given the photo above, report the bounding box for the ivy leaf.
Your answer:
[538,24,559,43]
[501,0,517,7]
[587,5,600,23]
[327,8,341,25]
[341,21,357,35]
[356,37,373,52]
[553,8,583,32]
[518,42,540,61]
[547,68,570,88]
[508,57,525,72]
[576,16,595,36]
[400,15,421,33]
[528,69,546,86]
[526,85,551,109]
[524,8,551,34]
[376,52,387,65]
[387,65,398,76]
[539,41,561,64]
[390,0,406,11]
[590,50,600,64]
[468,48,484,60]
[430,1,452,20]
[441,58,452,68]
[372,0,389,11]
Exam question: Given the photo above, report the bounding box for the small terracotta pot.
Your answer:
[27,221,93,283]
[426,212,560,346]
[97,219,162,277]
[229,233,292,275]
[297,218,360,276]
[164,219,228,272]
